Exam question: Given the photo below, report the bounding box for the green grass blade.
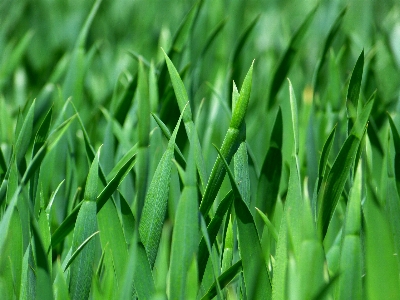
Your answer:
[151,112,187,169]
[0,207,23,299]
[169,138,199,299]
[63,231,100,271]
[200,17,228,58]
[230,15,260,84]
[317,96,374,239]
[256,107,282,224]
[200,62,253,217]
[0,115,75,254]
[139,103,186,268]
[201,260,242,300]
[388,114,400,193]
[31,217,54,300]
[198,190,234,283]
[51,152,135,249]
[317,125,337,192]
[163,50,207,191]
[288,79,299,155]
[336,162,362,299]
[15,99,35,173]
[69,148,101,299]
[255,208,278,242]
[346,50,364,132]
[364,187,400,299]
[136,59,151,222]
[214,144,272,299]
[68,200,98,300]
[272,214,288,300]
[313,7,347,95]
[268,5,318,109]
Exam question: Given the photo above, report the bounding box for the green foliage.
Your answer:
[1,0,400,299]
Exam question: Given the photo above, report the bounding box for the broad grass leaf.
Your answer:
[139,103,186,268]
[200,62,253,217]
[268,5,318,109]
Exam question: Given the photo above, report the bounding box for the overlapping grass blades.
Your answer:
[200,62,254,217]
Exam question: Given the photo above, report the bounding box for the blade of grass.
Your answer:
[336,162,362,299]
[256,107,282,225]
[201,260,242,300]
[200,62,254,217]
[163,49,207,191]
[214,144,272,299]
[313,7,347,96]
[346,50,364,132]
[198,190,234,283]
[268,5,318,109]
[139,103,187,268]
[69,147,101,300]
[136,59,151,223]
[169,134,199,299]
[317,94,374,239]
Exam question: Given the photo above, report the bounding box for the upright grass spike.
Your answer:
[139,102,188,268]
[200,61,254,218]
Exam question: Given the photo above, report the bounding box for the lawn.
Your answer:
[1,0,400,299]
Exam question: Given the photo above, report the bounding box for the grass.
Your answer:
[1,0,400,299]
